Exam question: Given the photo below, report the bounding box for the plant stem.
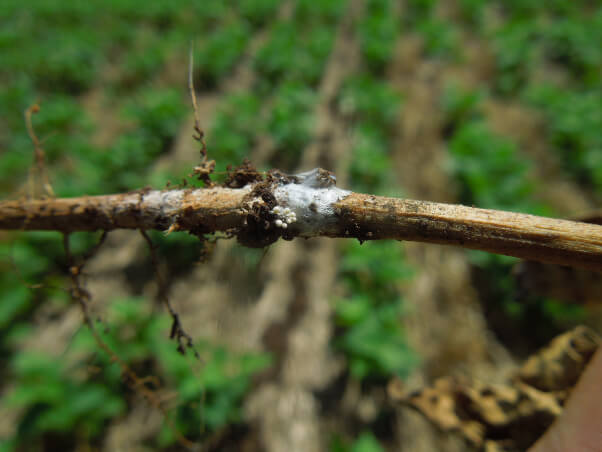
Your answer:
[1,180,601,271]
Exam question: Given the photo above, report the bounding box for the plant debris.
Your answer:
[388,326,601,452]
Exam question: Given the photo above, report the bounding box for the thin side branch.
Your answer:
[139,229,199,358]
[62,232,198,451]
[25,103,55,198]
[188,42,207,158]
[1,171,601,271]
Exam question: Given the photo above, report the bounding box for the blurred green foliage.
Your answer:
[525,85,602,195]
[239,0,281,28]
[6,351,125,447]
[339,75,402,194]
[339,75,401,131]
[449,121,542,213]
[335,241,415,380]
[3,297,270,450]
[158,343,270,444]
[334,71,413,381]
[254,22,336,90]
[294,0,347,26]
[267,81,317,169]
[539,12,602,85]
[456,0,487,26]
[404,0,437,23]
[0,0,600,450]
[348,123,393,194]
[492,21,535,95]
[417,17,460,59]
[489,1,601,93]
[357,0,400,74]
[207,92,263,174]
[331,432,385,452]
[194,20,252,89]
[49,88,187,196]
[441,82,484,130]
[0,231,95,339]
[0,2,276,450]
[443,83,586,343]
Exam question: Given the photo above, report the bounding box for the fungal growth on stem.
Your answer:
[236,167,351,247]
[0,164,601,270]
[271,168,350,235]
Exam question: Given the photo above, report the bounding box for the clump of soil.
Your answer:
[223,159,264,188]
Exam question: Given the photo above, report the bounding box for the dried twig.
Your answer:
[62,232,198,451]
[188,42,206,157]
[1,172,601,271]
[139,229,199,358]
[25,103,55,198]
[188,42,215,186]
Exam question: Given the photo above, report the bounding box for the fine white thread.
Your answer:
[273,169,350,234]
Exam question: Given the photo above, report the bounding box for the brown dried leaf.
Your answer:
[389,326,601,451]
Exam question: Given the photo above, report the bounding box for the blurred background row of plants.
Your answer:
[0,0,600,450]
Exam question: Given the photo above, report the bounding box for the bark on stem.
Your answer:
[334,194,602,272]
[1,181,601,271]
[0,187,252,234]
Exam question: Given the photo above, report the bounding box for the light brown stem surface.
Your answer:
[1,188,601,271]
[0,188,250,234]
[333,193,602,272]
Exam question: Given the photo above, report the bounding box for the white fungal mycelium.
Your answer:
[271,168,351,235]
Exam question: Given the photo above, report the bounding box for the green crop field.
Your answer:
[0,1,600,451]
